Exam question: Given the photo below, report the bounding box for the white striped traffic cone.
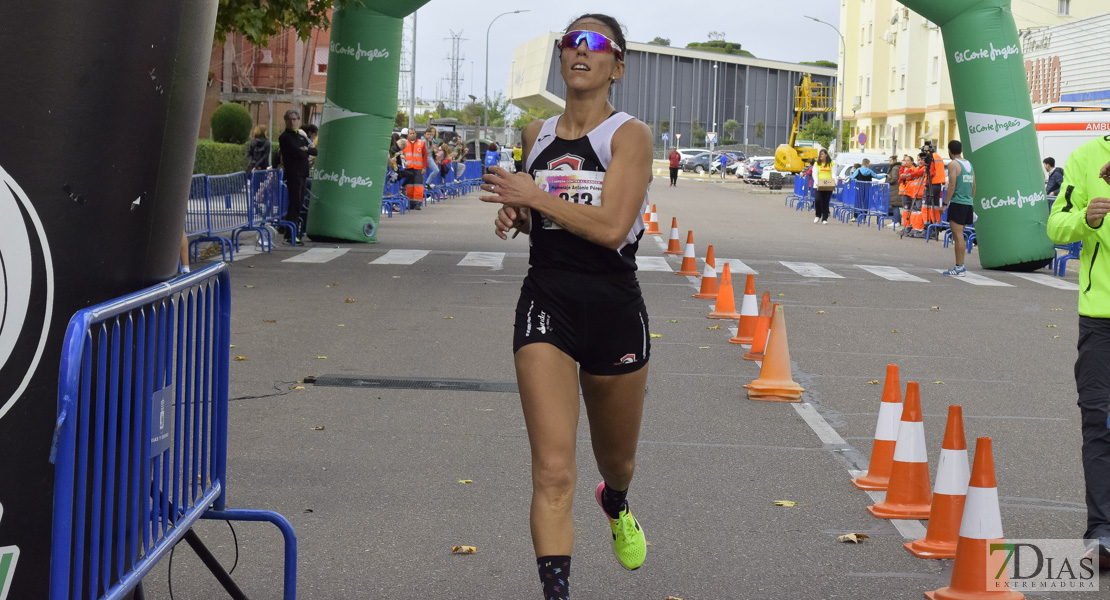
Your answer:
[925,437,1025,600]
[647,204,661,235]
[851,364,903,490]
[676,231,700,276]
[867,381,931,519]
[663,218,682,255]
[693,244,718,299]
[729,274,759,344]
[906,405,969,559]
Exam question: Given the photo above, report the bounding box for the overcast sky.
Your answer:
[407,0,841,107]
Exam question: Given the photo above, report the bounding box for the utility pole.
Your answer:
[409,11,417,130]
[710,63,719,153]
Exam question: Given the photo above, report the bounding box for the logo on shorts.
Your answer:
[547,153,584,171]
[0,164,54,421]
[613,353,638,366]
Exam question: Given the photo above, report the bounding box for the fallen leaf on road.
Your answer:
[707,324,722,330]
[934,381,944,385]
[338,324,345,327]
[263,319,276,323]
[867,380,879,384]
[1054,335,1060,339]
[316,356,327,359]
[930,306,940,310]
[772,500,797,507]
[698,346,710,349]
[650,333,662,338]
[311,426,325,431]
[303,508,313,513]
[234,356,248,361]
[229,344,236,348]
[293,385,305,390]
[444,316,454,319]
[458,479,473,484]
[838,533,869,544]
[245,285,255,288]
[664,596,683,600]
[892,329,899,333]
[817,310,825,314]
[778,293,785,297]
[344,298,356,303]
[1052,308,1063,311]
[392,276,401,279]
[669,319,679,323]
[1047,324,1057,328]
[452,546,477,554]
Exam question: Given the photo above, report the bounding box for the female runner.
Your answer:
[480,13,653,600]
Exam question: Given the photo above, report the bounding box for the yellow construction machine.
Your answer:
[774,74,836,172]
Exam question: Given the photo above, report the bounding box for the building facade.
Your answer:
[839,0,1106,155]
[509,34,837,151]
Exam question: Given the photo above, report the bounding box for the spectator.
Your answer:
[1044,157,1064,197]
[1046,139,1110,571]
[438,142,451,180]
[424,126,440,149]
[668,147,680,186]
[513,143,523,173]
[401,128,429,210]
[852,158,886,182]
[277,109,315,244]
[812,148,835,225]
[899,155,927,238]
[718,153,728,179]
[389,132,402,155]
[923,141,947,229]
[484,141,500,174]
[245,125,271,173]
[888,155,903,227]
[302,123,318,147]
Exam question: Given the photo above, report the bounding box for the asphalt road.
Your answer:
[146,177,1105,599]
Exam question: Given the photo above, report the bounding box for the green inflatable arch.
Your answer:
[307,0,430,243]
[901,0,1054,271]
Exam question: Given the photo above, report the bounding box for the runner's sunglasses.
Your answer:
[557,30,623,59]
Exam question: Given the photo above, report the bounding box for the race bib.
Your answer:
[534,169,605,230]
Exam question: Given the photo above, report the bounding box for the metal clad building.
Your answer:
[510,33,838,149]
[1023,12,1110,106]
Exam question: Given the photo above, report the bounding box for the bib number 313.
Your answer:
[534,169,605,230]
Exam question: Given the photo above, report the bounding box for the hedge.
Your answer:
[194,139,247,175]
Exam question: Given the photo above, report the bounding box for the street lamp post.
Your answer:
[710,63,719,153]
[669,105,676,153]
[485,10,529,148]
[805,15,847,155]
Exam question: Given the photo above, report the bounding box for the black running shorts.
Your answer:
[947,203,974,226]
[513,268,650,376]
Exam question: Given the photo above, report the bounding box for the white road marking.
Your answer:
[781,261,844,278]
[654,235,668,251]
[1009,272,1079,290]
[857,265,929,283]
[283,248,350,263]
[935,269,1012,287]
[370,249,430,265]
[718,259,757,274]
[458,251,505,269]
[793,403,847,445]
[636,256,674,272]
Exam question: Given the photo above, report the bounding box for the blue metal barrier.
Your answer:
[49,263,297,600]
[249,169,297,245]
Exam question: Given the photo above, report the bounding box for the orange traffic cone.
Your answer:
[708,263,742,320]
[925,438,1025,600]
[742,297,772,361]
[676,231,700,276]
[867,382,931,519]
[663,218,683,255]
[743,304,804,402]
[647,204,661,234]
[906,405,970,559]
[729,274,759,344]
[851,364,903,491]
[693,245,718,299]
[643,204,650,226]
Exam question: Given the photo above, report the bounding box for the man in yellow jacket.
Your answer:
[1046,134,1110,569]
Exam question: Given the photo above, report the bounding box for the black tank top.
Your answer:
[525,112,648,274]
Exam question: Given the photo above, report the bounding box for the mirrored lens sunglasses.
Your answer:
[558,30,623,58]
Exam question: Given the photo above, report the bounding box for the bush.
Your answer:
[210,103,252,144]
[194,139,247,175]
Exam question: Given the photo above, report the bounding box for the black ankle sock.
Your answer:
[601,484,628,519]
[537,555,570,600]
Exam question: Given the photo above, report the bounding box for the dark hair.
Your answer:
[1043,156,1055,167]
[488,142,498,152]
[566,14,627,59]
[947,139,962,155]
[303,124,318,136]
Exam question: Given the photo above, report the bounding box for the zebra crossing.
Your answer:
[273,247,1078,291]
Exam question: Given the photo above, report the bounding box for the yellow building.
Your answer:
[840,0,1105,156]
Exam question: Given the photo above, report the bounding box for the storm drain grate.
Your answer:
[312,375,518,393]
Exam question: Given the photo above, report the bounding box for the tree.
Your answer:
[647,36,671,46]
[692,118,706,146]
[755,121,765,142]
[659,120,670,134]
[707,31,726,42]
[513,105,560,130]
[686,40,754,57]
[215,0,352,46]
[395,111,407,128]
[723,119,740,140]
[841,121,851,151]
[799,117,837,149]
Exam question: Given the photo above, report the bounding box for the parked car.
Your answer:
[680,151,717,174]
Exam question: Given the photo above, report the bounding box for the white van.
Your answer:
[1033,103,1110,168]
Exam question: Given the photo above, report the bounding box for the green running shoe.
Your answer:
[595,482,646,570]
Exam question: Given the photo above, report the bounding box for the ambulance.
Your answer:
[1033,102,1110,168]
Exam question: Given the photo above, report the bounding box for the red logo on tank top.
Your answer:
[547,153,584,171]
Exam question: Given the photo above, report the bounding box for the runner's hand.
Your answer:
[494,206,528,240]
[481,166,537,209]
[1086,197,1110,228]
[1100,161,1110,186]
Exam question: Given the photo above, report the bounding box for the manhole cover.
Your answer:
[312,375,518,393]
